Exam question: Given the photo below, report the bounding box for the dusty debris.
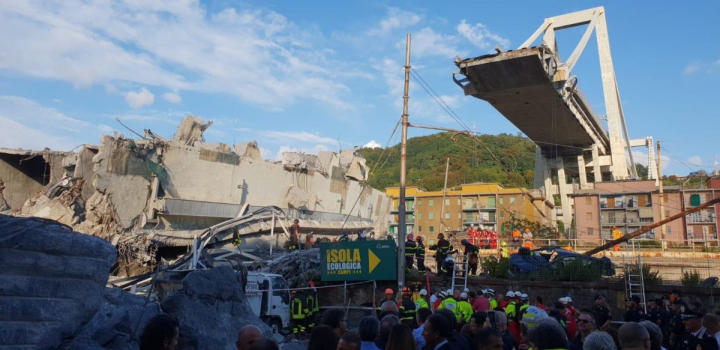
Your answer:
[173,115,212,146]
[262,249,321,287]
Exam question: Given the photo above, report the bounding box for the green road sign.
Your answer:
[320,240,397,281]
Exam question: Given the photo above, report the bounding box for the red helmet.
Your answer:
[402,287,411,296]
[385,288,394,295]
[407,233,414,240]
[416,236,423,242]
[308,281,315,287]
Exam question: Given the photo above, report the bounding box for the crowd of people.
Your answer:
[136,286,720,350]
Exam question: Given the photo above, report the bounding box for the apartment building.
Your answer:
[385,183,555,239]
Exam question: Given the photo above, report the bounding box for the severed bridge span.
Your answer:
[453,7,657,226]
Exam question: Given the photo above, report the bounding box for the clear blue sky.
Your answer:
[1,1,718,176]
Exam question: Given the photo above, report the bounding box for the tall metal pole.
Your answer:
[440,157,450,232]
[397,34,411,293]
[657,141,666,250]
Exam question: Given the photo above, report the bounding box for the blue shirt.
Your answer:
[413,324,426,349]
[361,341,381,350]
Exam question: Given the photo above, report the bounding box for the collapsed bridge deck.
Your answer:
[455,46,609,156]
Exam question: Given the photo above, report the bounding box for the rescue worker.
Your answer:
[305,283,317,332]
[458,292,474,325]
[415,236,426,273]
[290,290,306,338]
[304,233,315,250]
[560,297,578,340]
[512,227,521,247]
[500,241,510,258]
[506,291,520,341]
[612,226,622,251]
[377,288,395,313]
[288,221,299,251]
[460,239,480,275]
[416,289,430,310]
[485,289,498,310]
[624,295,646,322]
[398,287,417,328]
[356,230,367,241]
[467,224,478,246]
[405,234,417,273]
[518,294,530,321]
[430,233,452,276]
[438,289,460,321]
[338,232,350,242]
[442,256,455,277]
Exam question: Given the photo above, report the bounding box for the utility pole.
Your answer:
[397,34,411,293]
[440,157,450,232]
[657,141,666,251]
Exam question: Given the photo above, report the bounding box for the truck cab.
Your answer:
[245,272,291,335]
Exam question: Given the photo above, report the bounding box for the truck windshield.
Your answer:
[272,277,288,303]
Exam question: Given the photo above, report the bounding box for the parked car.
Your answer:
[508,246,615,280]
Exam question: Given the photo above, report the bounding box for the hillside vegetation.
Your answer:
[359,132,537,192]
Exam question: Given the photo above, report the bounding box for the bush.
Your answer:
[481,256,509,279]
[682,270,702,286]
[642,265,663,285]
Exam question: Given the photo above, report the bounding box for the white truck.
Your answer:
[245,272,292,335]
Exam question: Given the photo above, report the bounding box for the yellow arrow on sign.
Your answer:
[368,249,381,274]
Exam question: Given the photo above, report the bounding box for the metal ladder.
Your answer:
[624,239,647,312]
[451,253,469,292]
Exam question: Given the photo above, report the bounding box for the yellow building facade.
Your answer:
[386,183,555,239]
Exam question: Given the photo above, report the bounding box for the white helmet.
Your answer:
[506,291,515,297]
[420,289,428,296]
[481,289,488,294]
[487,289,495,295]
[461,292,468,299]
[565,296,573,303]
[463,288,470,293]
[521,293,529,300]
[521,306,549,328]
[447,289,454,295]
[514,291,522,297]
[559,297,569,304]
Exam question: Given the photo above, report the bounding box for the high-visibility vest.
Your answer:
[416,243,425,258]
[489,298,498,310]
[458,301,474,323]
[416,298,429,310]
[291,296,305,320]
[501,248,510,258]
[305,293,315,316]
[506,301,517,318]
[439,298,461,320]
[405,241,416,257]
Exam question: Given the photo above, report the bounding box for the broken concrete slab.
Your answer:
[173,115,212,146]
[161,266,272,350]
[0,214,117,349]
[59,288,161,350]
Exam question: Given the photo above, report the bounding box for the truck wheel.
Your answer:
[268,319,285,336]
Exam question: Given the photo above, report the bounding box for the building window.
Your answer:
[586,197,591,205]
[418,226,422,232]
[417,199,421,206]
[458,213,462,219]
[667,227,671,234]
[691,194,701,206]
[510,197,516,204]
[445,199,450,206]
[429,226,434,232]
[457,198,461,205]
[500,211,505,218]
[417,213,422,220]
[445,212,450,219]
[429,213,434,219]
[586,212,593,221]
[588,227,594,235]
[499,197,504,205]
[429,199,434,206]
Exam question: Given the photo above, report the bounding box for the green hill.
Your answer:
[359,132,537,192]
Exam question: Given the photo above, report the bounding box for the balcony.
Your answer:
[687,215,716,224]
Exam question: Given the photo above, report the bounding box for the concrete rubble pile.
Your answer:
[0,115,392,277]
[263,249,322,287]
[160,266,272,350]
[0,214,272,350]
